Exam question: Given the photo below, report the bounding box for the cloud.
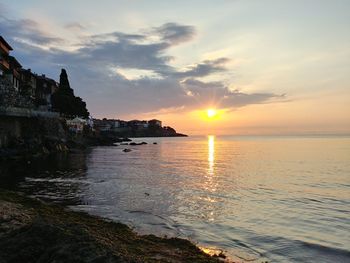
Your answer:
[153,22,196,45]
[0,17,64,46]
[86,32,146,44]
[181,78,284,109]
[0,14,284,117]
[181,78,224,90]
[0,3,10,17]
[174,58,230,78]
[64,22,86,31]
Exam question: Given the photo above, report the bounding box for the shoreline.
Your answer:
[0,133,187,161]
[0,189,227,263]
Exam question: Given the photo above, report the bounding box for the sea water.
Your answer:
[2,136,350,262]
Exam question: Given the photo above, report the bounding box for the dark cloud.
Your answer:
[86,32,146,44]
[83,41,171,71]
[48,39,173,75]
[181,78,224,89]
[153,22,196,45]
[174,58,229,78]
[0,14,284,117]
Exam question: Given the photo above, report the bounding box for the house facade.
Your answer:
[66,117,87,133]
[7,56,22,91]
[128,120,149,129]
[148,119,162,127]
[0,36,12,77]
[0,35,58,111]
[35,74,58,110]
[0,37,22,92]
[19,68,37,98]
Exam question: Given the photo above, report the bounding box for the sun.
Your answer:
[207,108,217,118]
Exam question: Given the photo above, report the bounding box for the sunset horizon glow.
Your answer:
[1,0,349,135]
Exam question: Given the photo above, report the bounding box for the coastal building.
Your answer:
[35,74,58,110]
[0,36,22,108]
[66,117,87,133]
[110,119,120,129]
[19,68,37,98]
[0,35,57,111]
[93,119,112,132]
[141,120,149,128]
[7,56,22,91]
[128,120,149,129]
[92,118,133,133]
[148,119,162,127]
[0,36,12,76]
[86,116,94,129]
[112,120,131,133]
[119,120,128,127]
[0,37,22,92]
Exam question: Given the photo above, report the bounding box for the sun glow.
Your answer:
[207,109,217,118]
[196,108,224,122]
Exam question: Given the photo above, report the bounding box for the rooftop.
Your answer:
[8,56,22,69]
[0,36,13,51]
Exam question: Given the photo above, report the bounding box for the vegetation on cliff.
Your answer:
[51,69,89,118]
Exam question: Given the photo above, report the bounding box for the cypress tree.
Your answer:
[51,69,89,118]
[59,69,74,96]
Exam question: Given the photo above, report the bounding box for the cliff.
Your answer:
[0,111,186,160]
[0,114,69,160]
[100,126,187,138]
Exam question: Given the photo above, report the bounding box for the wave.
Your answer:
[249,234,350,262]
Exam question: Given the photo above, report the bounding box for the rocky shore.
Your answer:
[0,189,223,263]
[0,115,187,161]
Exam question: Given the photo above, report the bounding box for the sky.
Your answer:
[0,0,349,135]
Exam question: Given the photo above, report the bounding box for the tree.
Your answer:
[58,69,74,96]
[51,69,89,118]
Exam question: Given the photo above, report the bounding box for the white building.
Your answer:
[66,117,87,133]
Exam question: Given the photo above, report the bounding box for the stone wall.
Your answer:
[0,116,21,148]
[0,107,59,118]
[0,76,34,109]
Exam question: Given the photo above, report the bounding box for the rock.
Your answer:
[129,142,147,146]
[0,190,221,263]
[42,146,50,154]
[153,142,157,145]
[122,149,131,152]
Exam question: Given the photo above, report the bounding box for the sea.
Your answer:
[1,135,349,262]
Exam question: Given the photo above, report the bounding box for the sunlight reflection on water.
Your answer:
[208,135,215,176]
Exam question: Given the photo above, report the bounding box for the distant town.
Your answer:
[0,35,186,151]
